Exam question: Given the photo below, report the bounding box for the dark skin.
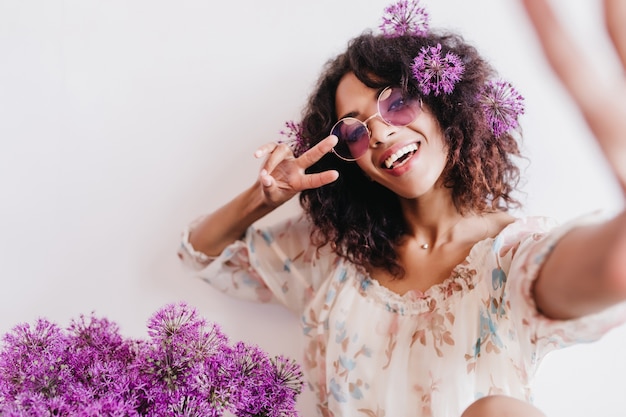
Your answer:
[332,72,517,295]
[190,0,626,322]
[188,0,626,415]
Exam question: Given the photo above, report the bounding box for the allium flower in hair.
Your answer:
[379,0,429,38]
[278,120,308,157]
[480,79,525,137]
[412,43,465,96]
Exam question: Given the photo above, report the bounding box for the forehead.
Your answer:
[335,73,379,117]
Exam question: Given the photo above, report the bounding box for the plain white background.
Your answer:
[1,0,625,415]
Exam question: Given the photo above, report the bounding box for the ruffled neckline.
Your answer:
[351,237,490,315]
[346,216,556,315]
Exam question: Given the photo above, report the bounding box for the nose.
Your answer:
[364,113,393,147]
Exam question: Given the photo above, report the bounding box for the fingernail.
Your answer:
[254,149,263,158]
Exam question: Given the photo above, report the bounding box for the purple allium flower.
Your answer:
[0,302,303,416]
[271,355,304,395]
[146,300,205,343]
[411,43,465,96]
[278,120,308,157]
[379,0,430,38]
[0,319,70,401]
[226,342,273,414]
[480,79,525,137]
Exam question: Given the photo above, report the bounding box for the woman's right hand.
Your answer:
[254,135,340,207]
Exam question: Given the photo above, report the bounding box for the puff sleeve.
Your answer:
[178,213,338,315]
[496,214,626,361]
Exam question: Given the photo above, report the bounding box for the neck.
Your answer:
[399,189,468,248]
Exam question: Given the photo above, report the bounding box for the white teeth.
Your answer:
[384,143,419,169]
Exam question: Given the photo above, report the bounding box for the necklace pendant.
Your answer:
[420,243,429,249]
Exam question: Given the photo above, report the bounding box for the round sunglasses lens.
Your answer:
[331,118,370,160]
[379,87,420,126]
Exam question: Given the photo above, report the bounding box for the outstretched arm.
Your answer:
[188,136,338,257]
[522,0,626,319]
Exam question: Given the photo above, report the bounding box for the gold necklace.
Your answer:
[419,217,464,250]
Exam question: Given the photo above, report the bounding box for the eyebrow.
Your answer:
[336,86,388,121]
[338,110,359,120]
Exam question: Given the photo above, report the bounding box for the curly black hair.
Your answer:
[297,30,523,277]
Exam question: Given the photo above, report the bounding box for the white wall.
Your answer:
[1,0,624,415]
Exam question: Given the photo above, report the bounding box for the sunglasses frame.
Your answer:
[330,86,422,162]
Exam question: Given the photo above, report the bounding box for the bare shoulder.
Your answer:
[482,211,517,238]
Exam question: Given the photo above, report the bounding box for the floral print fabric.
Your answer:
[178,214,626,417]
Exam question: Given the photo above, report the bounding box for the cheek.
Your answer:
[355,158,387,184]
[410,107,445,140]
[355,154,375,173]
[423,127,449,160]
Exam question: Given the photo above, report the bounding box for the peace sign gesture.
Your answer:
[254,135,339,208]
[522,0,626,195]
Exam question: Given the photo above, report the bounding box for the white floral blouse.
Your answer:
[178,213,626,417]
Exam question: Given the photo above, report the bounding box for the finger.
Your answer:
[520,0,601,105]
[296,135,339,169]
[522,0,626,191]
[254,142,279,159]
[259,170,274,187]
[260,143,294,173]
[520,0,615,138]
[299,170,340,190]
[605,0,626,69]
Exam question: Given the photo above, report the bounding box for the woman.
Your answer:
[178,0,626,415]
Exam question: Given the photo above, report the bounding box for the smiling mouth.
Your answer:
[382,142,420,169]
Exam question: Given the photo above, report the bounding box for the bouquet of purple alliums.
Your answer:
[0,302,304,417]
